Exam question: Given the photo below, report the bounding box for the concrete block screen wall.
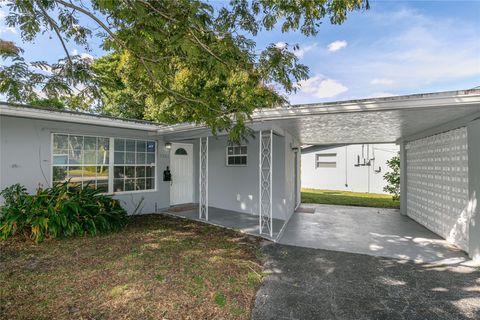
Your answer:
[405,127,470,251]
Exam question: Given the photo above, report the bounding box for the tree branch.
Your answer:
[54,0,126,48]
[37,4,72,64]
[188,29,229,66]
[54,0,225,117]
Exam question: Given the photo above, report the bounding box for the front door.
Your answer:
[170,143,194,205]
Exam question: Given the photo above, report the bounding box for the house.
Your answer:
[301,143,399,194]
[1,89,480,261]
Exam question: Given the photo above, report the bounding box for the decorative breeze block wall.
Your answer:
[406,127,470,251]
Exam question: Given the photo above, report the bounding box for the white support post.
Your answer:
[199,137,208,220]
[269,130,273,237]
[399,142,407,216]
[259,130,273,237]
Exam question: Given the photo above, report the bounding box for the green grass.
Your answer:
[0,215,264,320]
[301,188,400,209]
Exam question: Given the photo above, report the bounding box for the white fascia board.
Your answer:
[0,104,161,132]
[252,90,480,121]
[158,121,285,138]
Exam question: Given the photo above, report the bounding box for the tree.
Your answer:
[383,154,400,201]
[1,0,369,141]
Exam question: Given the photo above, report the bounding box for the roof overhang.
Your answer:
[0,103,162,132]
[158,89,480,144]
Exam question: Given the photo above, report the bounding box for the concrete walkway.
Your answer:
[164,206,284,241]
[252,243,480,320]
[278,204,468,264]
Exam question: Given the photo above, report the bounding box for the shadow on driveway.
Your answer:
[252,243,480,320]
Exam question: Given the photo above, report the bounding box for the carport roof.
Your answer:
[160,89,480,144]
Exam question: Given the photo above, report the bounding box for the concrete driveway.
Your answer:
[278,204,468,264]
[252,243,480,320]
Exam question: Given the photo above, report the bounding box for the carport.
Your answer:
[255,89,480,262]
[279,204,468,263]
[159,89,480,263]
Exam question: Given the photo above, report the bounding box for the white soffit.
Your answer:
[254,90,480,145]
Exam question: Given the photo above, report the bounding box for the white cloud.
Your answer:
[294,43,317,59]
[367,92,397,98]
[327,40,347,52]
[79,53,94,60]
[274,42,287,50]
[70,50,94,60]
[370,78,394,85]
[298,76,348,98]
[0,26,16,35]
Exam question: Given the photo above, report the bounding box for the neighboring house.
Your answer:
[1,89,480,261]
[301,143,399,194]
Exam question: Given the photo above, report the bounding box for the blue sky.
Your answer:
[1,0,479,105]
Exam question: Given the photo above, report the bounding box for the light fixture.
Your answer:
[165,142,172,150]
[291,147,299,152]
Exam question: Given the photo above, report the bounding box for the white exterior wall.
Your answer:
[205,131,297,221]
[467,119,480,261]
[0,115,170,214]
[0,115,298,221]
[301,143,399,194]
[405,128,470,251]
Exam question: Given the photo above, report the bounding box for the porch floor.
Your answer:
[163,205,285,241]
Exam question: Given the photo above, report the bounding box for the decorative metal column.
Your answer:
[199,136,208,220]
[259,130,273,237]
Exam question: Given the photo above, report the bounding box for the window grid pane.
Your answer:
[53,134,155,193]
[112,139,156,192]
[226,145,247,166]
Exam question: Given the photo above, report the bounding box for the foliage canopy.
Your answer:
[1,0,368,140]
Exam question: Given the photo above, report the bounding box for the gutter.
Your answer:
[0,104,162,132]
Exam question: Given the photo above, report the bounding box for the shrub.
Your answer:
[383,154,400,201]
[0,182,127,242]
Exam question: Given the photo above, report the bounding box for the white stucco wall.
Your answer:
[0,115,170,214]
[203,131,297,221]
[405,128,470,251]
[467,119,480,261]
[301,143,398,194]
[0,114,299,222]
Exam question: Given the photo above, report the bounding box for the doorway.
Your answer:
[170,143,194,205]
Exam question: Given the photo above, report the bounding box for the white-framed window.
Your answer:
[315,153,337,168]
[113,138,156,192]
[226,145,247,166]
[51,133,156,193]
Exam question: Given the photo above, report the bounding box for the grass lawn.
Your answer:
[0,214,264,319]
[301,188,400,209]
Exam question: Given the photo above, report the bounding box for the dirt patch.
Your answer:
[0,214,264,320]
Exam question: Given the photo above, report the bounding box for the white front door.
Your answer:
[170,143,194,205]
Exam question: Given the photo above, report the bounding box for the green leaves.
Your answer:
[0,182,128,243]
[383,154,400,201]
[1,0,368,141]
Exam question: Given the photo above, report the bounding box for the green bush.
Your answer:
[383,154,400,201]
[0,182,127,242]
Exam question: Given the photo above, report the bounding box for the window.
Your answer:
[52,134,156,193]
[174,148,188,155]
[316,153,337,168]
[226,146,247,166]
[52,134,110,192]
[113,138,156,192]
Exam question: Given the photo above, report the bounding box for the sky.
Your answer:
[1,0,479,105]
